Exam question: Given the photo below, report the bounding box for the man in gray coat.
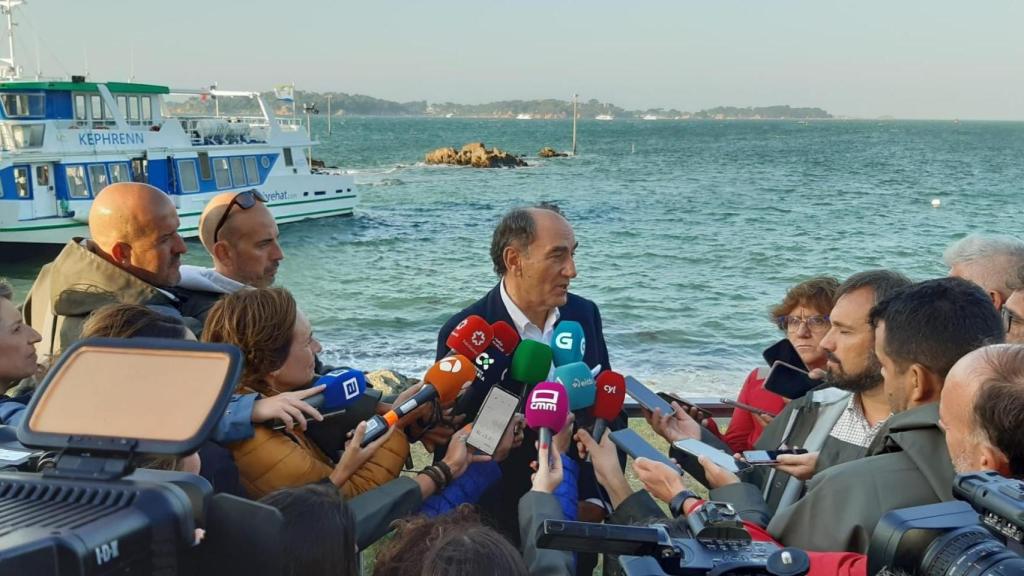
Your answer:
[697,277,1005,553]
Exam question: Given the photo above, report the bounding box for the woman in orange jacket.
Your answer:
[203,287,411,499]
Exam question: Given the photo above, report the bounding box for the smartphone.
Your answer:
[609,428,681,473]
[624,376,675,415]
[762,338,809,372]
[672,438,751,474]
[657,391,713,421]
[763,361,818,400]
[466,386,519,456]
[742,448,809,465]
[719,398,778,418]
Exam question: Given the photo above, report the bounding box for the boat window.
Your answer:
[198,151,211,180]
[116,95,128,119]
[35,165,49,186]
[74,94,87,121]
[229,157,246,187]
[178,159,199,193]
[90,95,105,121]
[213,157,231,189]
[0,92,45,118]
[283,147,293,167]
[66,166,89,198]
[131,158,148,183]
[14,166,29,198]
[141,97,152,123]
[109,162,130,183]
[244,156,259,185]
[88,164,109,195]
[6,124,45,148]
[127,96,140,123]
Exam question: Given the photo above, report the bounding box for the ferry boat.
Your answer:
[0,5,355,245]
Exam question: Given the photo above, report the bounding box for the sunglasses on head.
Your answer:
[212,189,268,243]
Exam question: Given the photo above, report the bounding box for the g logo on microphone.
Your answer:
[555,333,573,350]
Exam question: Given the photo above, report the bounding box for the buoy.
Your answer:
[931,199,941,208]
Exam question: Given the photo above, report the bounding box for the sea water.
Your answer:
[5,118,1023,396]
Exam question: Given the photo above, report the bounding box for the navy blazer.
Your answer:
[435,283,611,373]
[434,283,622,551]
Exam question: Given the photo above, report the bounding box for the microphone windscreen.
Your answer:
[317,368,368,412]
[423,354,477,404]
[525,381,569,433]
[490,321,521,355]
[509,340,553,387]
[593,370,627,420]
[447,315,494,359]
[473,346,510,389]
[554,361,596,411]
[551,320,585,367]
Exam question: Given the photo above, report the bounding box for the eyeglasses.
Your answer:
[212,189,268,243]
[1003,307,1020,334]
[776,314,831,333]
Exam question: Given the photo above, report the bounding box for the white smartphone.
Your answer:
[672,438,752,474]
[467,386,519,456]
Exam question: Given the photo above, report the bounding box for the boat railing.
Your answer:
[174,114,303,145]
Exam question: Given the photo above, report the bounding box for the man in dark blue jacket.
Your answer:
[435,203,623,572]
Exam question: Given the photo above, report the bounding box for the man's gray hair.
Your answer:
[0,279,12,301]
[489,202,563,276]
[943,234,1024,297]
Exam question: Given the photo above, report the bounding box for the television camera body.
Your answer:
[0,338,287,575]
[538,500,810,575]
[869,471,1024,576]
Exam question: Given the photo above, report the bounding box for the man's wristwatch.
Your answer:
[669,489,700,518]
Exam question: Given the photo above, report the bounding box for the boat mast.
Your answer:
[0,0,23,80]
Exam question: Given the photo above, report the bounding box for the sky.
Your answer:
[16,1,1024,119]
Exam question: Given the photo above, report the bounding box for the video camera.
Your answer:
[537,500,810,575]
[869,471,1024,576]
[0,337,288,575]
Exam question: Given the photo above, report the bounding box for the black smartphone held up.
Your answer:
[624,376,675,415]
[763,361,818,400]
[741,448,810,465]
[762,338,809,372]
[719,397,778,418]
[609,428,682,473]
[658,391,713,421]
[672,438,752,474]
[466,386,519,456]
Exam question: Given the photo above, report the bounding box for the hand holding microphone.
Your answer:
[265,368,369,431]
[591,370,626,442]
[525,381,570,465]
[361,355,475,447]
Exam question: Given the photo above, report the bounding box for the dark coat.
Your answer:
[435,283,621,548]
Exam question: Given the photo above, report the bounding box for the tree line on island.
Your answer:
[165,90,832,120]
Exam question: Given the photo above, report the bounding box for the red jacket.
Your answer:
[719,367,787,453]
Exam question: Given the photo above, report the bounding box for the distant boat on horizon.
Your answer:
[642,114,658,121]
[595,114,614,121]
[516,113,532,120]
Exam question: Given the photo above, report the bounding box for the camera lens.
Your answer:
[921,526,1024,576]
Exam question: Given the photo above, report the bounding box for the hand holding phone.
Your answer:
[741,448,809,465]
[763,361,818,400]
[672,438,751,474]
[466,386,519,456]
[609,428,681,473]
[658,391,713,422]
[720,397,778,418]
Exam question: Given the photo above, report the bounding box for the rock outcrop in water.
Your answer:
[365,369,418,397]
[425,142,527,168]
[538,147,568,158]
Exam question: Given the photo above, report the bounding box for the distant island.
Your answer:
[165,91,832,120]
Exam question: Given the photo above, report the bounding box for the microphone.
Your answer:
[525,381,569,448]
[271,368,368,430]
[506,339,554,398]
[451,344,512,419]
[361,355,475,446]
[554,361,596,411]
[591,370,626,442]
[551,320,585,367]
[445,315,494,359]
[490,321,521,355]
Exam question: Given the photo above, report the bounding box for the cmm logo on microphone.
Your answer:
[530,389,560,412]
